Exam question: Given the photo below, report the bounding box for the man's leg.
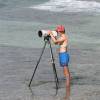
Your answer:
[63,66,70,99]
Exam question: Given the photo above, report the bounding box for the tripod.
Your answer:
[28,36,59,94]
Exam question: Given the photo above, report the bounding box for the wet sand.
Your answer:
[0,43,100,100]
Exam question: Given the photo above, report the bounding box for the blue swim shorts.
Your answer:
[59,52,70,67]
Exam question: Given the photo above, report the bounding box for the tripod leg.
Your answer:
[52,63,59,95]
[49,40,59,94]
[28,41,47,87]
[52,63,59,86]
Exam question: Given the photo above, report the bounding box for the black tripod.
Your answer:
[28,36,59,94]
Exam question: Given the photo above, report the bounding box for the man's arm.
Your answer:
[49,32,65,44]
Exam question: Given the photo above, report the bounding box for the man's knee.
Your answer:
[63,67,70,77]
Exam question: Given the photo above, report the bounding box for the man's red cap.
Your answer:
[56,25,65,32]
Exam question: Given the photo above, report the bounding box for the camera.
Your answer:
[38,30,58,38]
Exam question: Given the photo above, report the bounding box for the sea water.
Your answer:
[0,0,100,48]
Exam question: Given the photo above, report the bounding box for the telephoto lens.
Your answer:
[38,30,58,38]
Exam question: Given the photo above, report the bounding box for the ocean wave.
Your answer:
[30,0,100,13]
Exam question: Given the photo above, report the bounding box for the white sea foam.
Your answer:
[30,0,100,13]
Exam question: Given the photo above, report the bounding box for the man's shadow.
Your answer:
[71,75,100,85]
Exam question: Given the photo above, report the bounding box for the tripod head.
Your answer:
[44,36,50,42]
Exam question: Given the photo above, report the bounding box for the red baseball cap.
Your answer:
[56,25,65,32]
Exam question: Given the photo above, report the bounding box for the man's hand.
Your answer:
[47,30,52,35]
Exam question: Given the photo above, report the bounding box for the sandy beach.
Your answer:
[0,43,100,100]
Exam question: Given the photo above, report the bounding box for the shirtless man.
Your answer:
[48,25,70,98]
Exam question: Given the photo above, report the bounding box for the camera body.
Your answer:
[38,30,58,38]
